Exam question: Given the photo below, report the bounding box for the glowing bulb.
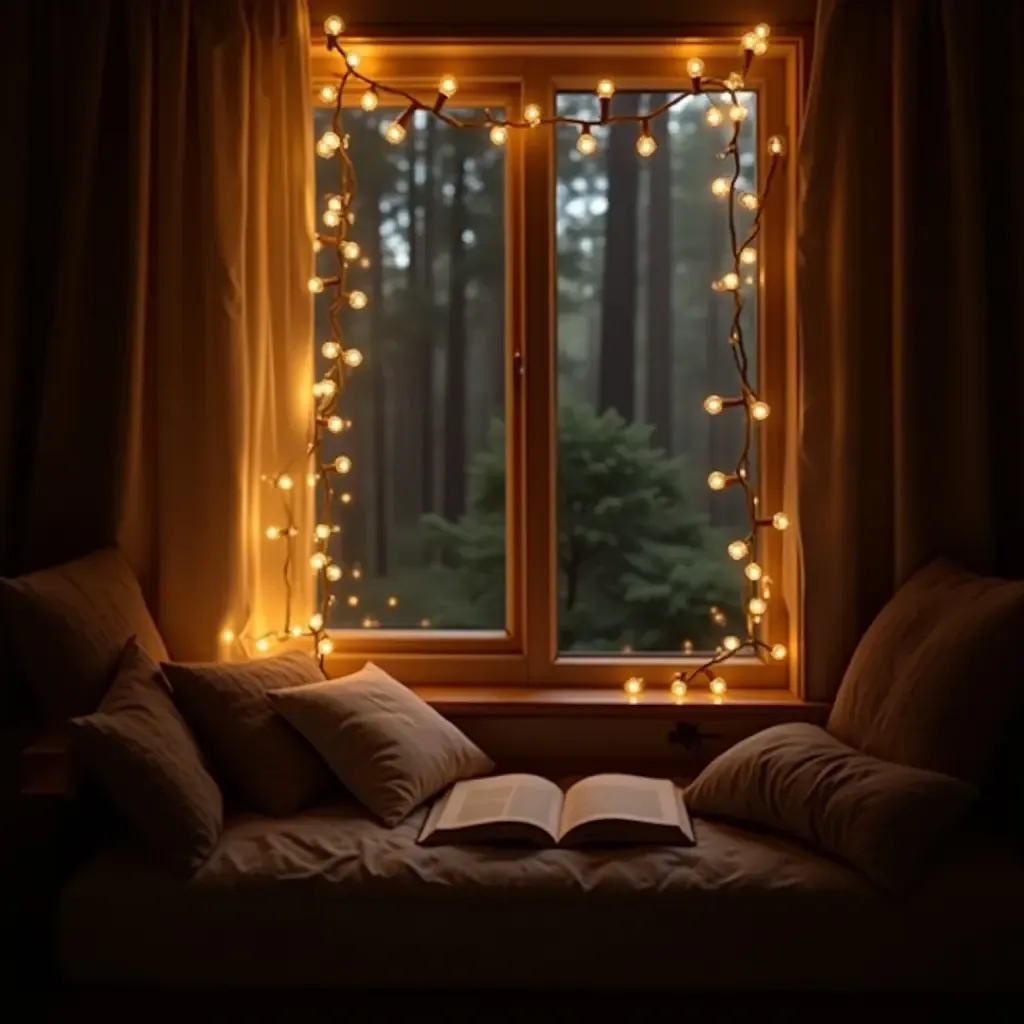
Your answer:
[489,124,508,146]
[256,637,271,653]
[323,209,341,228]
[753,39,768,56]
[670,678,687,700]
[420,618,431,628]
[327,195,343,212]
[290,625,303,637]
[324,15,345,36]
[387,596,398,608]
[768,135,786,156]
[317,637,334,656]
[309,613,324,631]
[723,635,741,651]
[710,677,728,696]
[277,474,293,490]
[320,130,341,151]
[726,72,745,90]
[577,129,598,156]
[220,629,235,643]
[524,103,541,125]
[343,348,363,368]
[755,22,771,39]
[316,140,333,158]
[745,562,763,581]
[739,192,759,211]
[636,133,657,157]
[687,58,705,78]
[320,84,338,103]
[335,455,352,474]
[266,526,284,541]
[342,240,360,261]
[352,566,362,579]
[308,277,325,294]
[771,643,788,661]
[312,238,322,254]
[361,616,374,628]
[327,415,344,433]
[683,639,694,654]
[721,272,740,290]
[385,122,407,145]
[730,105,749,122]
[319,379,337,398]
[740,247,757,264]
[347,595,359,607]
[742,31,758,50]
[348,290,368,310]
[704,395,724,415]
[708,471,728,491]
[438,74,458,98]
[749,597,767,616]
[340,492,353,504]
[322,341,341,360]
[596,79,615,98]
[751,400,770,421]
[772,511,790,531]
[345,53,360,69]
[728,540,748,560]
[705,106,724,127]
[306,473,319,488]
[359,257,371,269]
[315,523,331,540]
[325,564,343,582]
[711,177,730,197]
[310,553,327,571]
[623,676,644,697]
[360,88,379,112]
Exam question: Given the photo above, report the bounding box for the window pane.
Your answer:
[313,107,506,631]
[555,90,758,655]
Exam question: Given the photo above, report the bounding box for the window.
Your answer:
[310,40,798,689]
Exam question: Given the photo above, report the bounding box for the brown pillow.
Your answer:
[163,651,334,816]
[71,640,222,875]
[269,662,494,826]
[0,548,169,719]
[827,558,1024,785]
[685,723,976,893]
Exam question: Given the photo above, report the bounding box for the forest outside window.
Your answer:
[310,41,798,689]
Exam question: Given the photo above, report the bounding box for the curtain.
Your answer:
[0,0,315,659]
[798,0,1024,701]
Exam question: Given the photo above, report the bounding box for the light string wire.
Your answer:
[237,15,789,695]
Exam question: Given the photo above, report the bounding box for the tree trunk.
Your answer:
[419,119,436,514]
[645,97,673,451]
[705,188,729,527]
[597,93,641,422]
[365,161,388,574]
[443,140,468,521]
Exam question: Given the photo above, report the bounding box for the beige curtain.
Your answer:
[0,0,315,660]
[798,0,1024,701]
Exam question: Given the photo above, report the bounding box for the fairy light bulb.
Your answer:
[387,596,398,608]
[623,676,644,697]
[327,415,344,433]
[489,124,509,146]
[320,130,341,151]
[316,139,332,158]
[729,105,749,122]
[749,596,767,616]
[596,79,615,98]
[705,106,724,127]
[320,84,338,103]
[723,635,741,651]
[670,677,687,700]
[327,194,342,211]
[739,192,759,211]
[256,637,271,653]
[772,511,790,531]
[335,455,352,473]
[751,400,770,421]
[277,474,293,490]
[708,471,728,491]
[704,395,724,415]
[636,131,657,157]
[755,22,771,39]
[711,177,730,197]
[220,629,235,643]
[577,128,597,156]
[740,247,757,265]
[728,540,748,560]
[768,135,787,156]
[721,272,740,290]
[742,31,758,51]
[315,523,331,540]
[265,526,281,540]
[308,277,325,294]
[524,103,541,125]
[306,472,319,488]
[343,349,363,368]
[310,552,327,571]
[345,53,360,69]
[324,15,345,36]
[307,614,323,633]
[726,72,745,90]
[342,241,360,261]
[340,492,352,504]
[312,238,322,254]
[360,88,379,112]
[385,122,407,145]
[687,58,705,79]
[348,290,368,310]
[320,379,337,398]
[745,562,763,581]
[325,564,343,582]
[347,595,359,607]
[290,625,303,637]
[753,38,768,56]
[317,637,334,656]
[322,340,341,359]
[710,677,728,696]
[438,74,458,98]
[323,209,341,228]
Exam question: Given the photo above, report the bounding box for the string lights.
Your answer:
[240,14,788,689]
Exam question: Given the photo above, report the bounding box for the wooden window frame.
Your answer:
[307,37,802,695]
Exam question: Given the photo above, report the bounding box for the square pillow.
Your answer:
[71,640,222,876]
[269,662,494,826]
[827,558,1024,785]
[0,548,169,719]
[162,650,335,816]
[685,722,976,893]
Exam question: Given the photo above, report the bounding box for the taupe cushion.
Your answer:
[828,558,1024,785]
[163,651,334,816]
[71,640,222,875]
[0,548,169,719]
[269,662,494,826]
[686,723,976,892]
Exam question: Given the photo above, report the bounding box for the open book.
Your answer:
[418,773,695,848]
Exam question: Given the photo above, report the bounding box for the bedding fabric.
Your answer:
[58,799,1024,988]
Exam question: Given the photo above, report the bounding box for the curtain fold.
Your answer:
[0,0,315,660]
[798,0,1024,701]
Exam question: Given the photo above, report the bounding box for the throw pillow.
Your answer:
[71,640,222,875]
[269,662,494,826]
[827,558,1024,785]
[0,548,169,719]
[163,650,334,816]
[685,722,977,893]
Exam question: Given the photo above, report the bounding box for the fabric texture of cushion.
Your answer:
[685,722,977,893]
[827,557,1024,785]
[70,640,222,875]
[269,662,494,826]
[0,548,169,719]
[162,651,334,816]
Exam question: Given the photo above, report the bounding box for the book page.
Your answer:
[559,774,680,838]
[435,774,564,839]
